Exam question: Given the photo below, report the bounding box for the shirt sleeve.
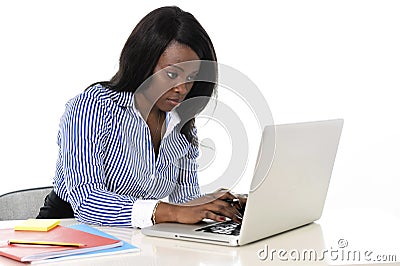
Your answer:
[131,199,159,228]
[60,93,138,227]
[168,132,201,204]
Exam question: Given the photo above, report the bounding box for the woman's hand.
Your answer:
[154,189,247,224]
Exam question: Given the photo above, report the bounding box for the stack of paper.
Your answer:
[0,220,139,263]
[33,224,139,264]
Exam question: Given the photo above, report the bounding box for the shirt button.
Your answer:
[150,175,155,180]
[138,196,143,199]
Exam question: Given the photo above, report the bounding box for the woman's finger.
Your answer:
[206,201,242,223]
[204,210,227,222]
[214,191,236,201]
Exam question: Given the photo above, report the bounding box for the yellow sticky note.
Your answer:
[14,219,60,232]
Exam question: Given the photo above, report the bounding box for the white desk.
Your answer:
[0,208,399,266]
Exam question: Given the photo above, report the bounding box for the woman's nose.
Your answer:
[173,82,189,94]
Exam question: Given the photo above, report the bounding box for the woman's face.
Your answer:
[143,41,201,112]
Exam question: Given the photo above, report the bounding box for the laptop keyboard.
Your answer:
[195,221,241,236]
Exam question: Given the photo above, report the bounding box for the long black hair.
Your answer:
[101,6,218,145]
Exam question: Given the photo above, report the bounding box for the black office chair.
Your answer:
[0,186,53,220]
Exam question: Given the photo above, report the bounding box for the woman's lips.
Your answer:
[166,98,181,107]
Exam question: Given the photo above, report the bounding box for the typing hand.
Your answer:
[179,189,246,224]
[154,190,247,225]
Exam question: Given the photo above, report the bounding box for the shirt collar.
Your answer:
[164,110,181,138]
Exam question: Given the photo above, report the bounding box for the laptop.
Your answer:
[142,119,344,246]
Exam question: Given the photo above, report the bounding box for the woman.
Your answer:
[37,6,245,227]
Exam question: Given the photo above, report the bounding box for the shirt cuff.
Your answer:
[131,199,159,228]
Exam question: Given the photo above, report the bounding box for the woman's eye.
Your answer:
[186,75,196,82]
[166,71,178,79]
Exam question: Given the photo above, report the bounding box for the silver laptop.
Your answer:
[142,119,343,246]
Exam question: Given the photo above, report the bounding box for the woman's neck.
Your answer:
[134,92,159,121]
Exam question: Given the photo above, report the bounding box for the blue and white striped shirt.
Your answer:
[53,84,200,227]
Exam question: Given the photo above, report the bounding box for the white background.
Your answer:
[0,0,399,220]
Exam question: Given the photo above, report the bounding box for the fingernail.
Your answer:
[219,216,226,222]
